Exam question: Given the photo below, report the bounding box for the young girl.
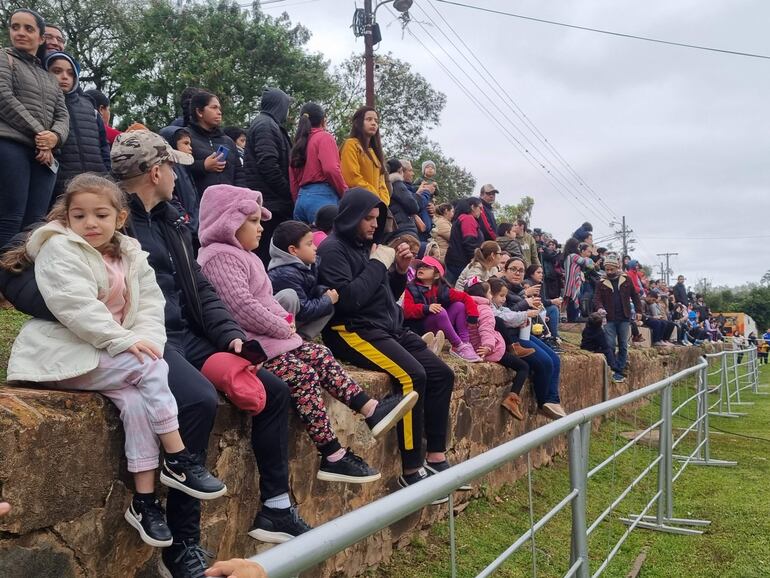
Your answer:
[402,256,483,362]
[488,277,567,420]
[290,102,347,224]
[339,106,389,205]
[197,184,418,484]
[465,280,530,419]
[454,240,504,290]
[1,174,226,548]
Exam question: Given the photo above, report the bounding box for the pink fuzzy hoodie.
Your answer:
[197,184,303,360]
[467,295,506,362]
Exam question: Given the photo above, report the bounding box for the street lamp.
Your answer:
[352,0,413,106]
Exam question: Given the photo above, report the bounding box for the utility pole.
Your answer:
[610,216,633,257]
[659,262,666,281]
[656,252,679,285]
[364,0,375,107]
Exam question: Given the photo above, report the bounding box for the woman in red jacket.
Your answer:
[403,256,482,362]
[290,102,347,224]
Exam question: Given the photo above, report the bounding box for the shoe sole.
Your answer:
[539,406,566,420]
[247,527,294,544]
[159,472,228,500]
[424,463,472,491]
[397,480,449,505]
[449,349,482,363]
[124,509,173,548]
[316,470,382,484]
[370,391,420,439]
[431,332,446,355]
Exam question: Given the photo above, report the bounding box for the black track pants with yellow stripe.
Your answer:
[324,325,455,469]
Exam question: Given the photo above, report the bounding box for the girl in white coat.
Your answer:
[1,174,226,548]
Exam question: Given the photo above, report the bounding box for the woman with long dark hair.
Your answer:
[562,238,594,322]
[339,105,389,205]
[187,90,237,197]
[0,8,69,248]
[444,197,484,285]
[290,102,347,224]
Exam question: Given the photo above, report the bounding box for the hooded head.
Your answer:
[260,87,292,125]
[333,187,387,245]
[198,184,272,249]
[44,51,79,94]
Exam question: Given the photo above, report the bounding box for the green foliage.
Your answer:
[409,140,476,203]
[495,196,535,225]
[703,284,770,330]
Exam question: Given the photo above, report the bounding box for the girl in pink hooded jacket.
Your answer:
[196,184,418,485]
[465,280,530,420]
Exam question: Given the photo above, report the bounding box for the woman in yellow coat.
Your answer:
[339,106,390,205]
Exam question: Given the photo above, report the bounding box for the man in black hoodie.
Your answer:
[318,188,459,501]
[237,87,293,265]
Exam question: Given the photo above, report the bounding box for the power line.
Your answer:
[433,0,770,61]
[423,0,619,222]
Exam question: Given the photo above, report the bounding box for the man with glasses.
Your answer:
[43,24,65,53]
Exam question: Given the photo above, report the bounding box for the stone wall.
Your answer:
[0,345,709,577]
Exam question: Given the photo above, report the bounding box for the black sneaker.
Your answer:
[317,449,381,483]
[160,451,227,500]
[365,391,419,439]
[161,539,212,578]
[397,467,449,505]
[425,459,472,491]
[124,496,172,548]
[247,505,312,544]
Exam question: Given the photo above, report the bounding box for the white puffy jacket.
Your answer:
[7,222,166,382]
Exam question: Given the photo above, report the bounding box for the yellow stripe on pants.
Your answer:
[333,326,416,450]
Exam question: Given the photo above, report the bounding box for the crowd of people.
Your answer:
[0,8,761,578]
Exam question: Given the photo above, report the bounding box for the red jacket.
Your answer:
[289,128,347,200]
[402,281,479,321]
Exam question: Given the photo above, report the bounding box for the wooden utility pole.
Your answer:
[364,0,375,107]
[656,252,679,285]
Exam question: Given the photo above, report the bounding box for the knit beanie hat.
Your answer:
[198,184,272,249]
[603,252,621,268]
[422,160,436,173]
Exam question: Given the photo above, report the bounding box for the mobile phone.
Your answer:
[239,340,267,365]
[215,145,230,161]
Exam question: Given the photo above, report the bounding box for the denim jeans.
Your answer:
[0,139,57,247]
[545,304,560,337]
[604,320,630,373]
[293,182,340,224]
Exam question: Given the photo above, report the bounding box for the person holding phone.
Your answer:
[0,8,70,248]
[187,90,237,197]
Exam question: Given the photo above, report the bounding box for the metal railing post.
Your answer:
[655,385,669,525]
[663,383,674,520]
[568,424,590,578]
[711,350,746,418]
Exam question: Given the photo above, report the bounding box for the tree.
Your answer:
[407,140,476,203]
[110,0,337,128]
[328,53,446,154]
[761,270,770,286]
[495,196,535,226]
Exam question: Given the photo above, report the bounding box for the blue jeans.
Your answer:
[0,139,57,248]
[545,304,560,337]
[293,182,339,224]
[604,320,630,373]
[523,336,561,406]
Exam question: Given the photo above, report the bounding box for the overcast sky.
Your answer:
[263,0,768,287]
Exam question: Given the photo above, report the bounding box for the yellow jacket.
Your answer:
[339,137,390,205]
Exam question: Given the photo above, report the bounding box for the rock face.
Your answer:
[0,345,708,577]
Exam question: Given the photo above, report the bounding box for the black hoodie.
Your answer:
[317,188,407,333]
[237,87,293,219]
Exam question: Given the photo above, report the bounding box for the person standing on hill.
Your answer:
[477,184,498,241]
[187,90,237,197]
[238,87,293,265]
[339,106,389,205]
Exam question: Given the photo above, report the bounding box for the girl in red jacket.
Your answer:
[465,280,530,420]
[402,256,483,362]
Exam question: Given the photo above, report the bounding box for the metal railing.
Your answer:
[248,346,760,578]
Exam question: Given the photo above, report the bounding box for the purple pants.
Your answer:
[424,301,470,346]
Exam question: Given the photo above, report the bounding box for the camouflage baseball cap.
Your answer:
[110,130,193,180]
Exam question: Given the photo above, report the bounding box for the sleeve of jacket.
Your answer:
[0,265,55,320]
[318,243,389,315]
[268,266,333,322]
[339,139,370,191]
[35,237,141,356]
[129,254,167,350]
[435,217,451,243]
[193,258,248,349]
[460,217,481,261]
[629,280,642,314]
[95,114,111,169]
[529,237,541,267]
[389,269,407,301]
[477,307,497,350]
[0,54,46,137]
[317,132,347,196]
[393,184,420,216]
[289,165,300,202]
[253,124,291,198]
[495,305,529,327]
[592,283,605,311]
[448,287,479,319]
[49,87,69,148]
[402,285,427,319]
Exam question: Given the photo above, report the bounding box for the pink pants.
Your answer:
[56,351,179,473]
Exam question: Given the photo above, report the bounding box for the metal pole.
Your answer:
[568,425,590,578]
[364,0,375,107]
[655,387,667,525]
[448,493,457,578]
[621,216,627,258]
[663,384,674,519]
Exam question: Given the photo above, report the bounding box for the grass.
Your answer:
[370,362,770,578]
[0,307,28,382]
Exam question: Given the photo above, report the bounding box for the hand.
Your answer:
[204,152,227,172]
[325,289,339,304]
[35,130,58,150]
[426,202,436,216]
[525,284,541,297]
[35,149,53,166]
[527,309,540,318]
[228,338,244,354]
[476,346,491,358]
[127,340,162,364]
[205,559,268,578]
[551,297,563,307]
[247,363,264,373]
[393,241,413,274]
[525,296,541,309]
[597,308,607,316]
[428,303,443,314]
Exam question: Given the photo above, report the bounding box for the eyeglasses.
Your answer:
[507,267,525,273]
[44,33,65,44]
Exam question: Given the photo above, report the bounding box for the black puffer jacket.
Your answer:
[237,88,293,219]
[267,241,333,323]
[187,121,237,197]
[387,174,419,239]
[318,187,407,333]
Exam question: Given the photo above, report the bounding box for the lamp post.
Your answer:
[356,0,413,106]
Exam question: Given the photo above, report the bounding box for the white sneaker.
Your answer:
[431,330,445,355]
[421,332,435,350]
